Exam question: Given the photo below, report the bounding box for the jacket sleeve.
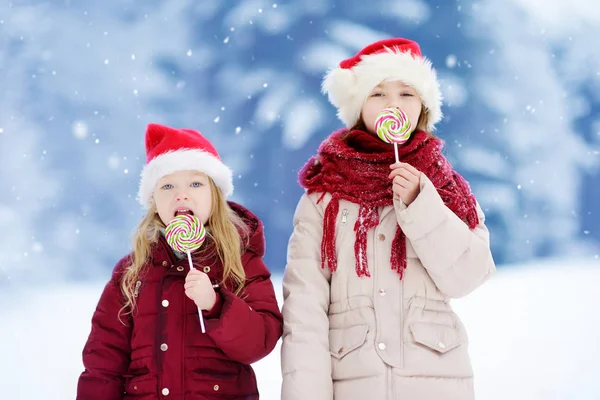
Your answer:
[281,193,333,400]
[77,258,132,400]
[394,175,496,298]
[203,248,283,365]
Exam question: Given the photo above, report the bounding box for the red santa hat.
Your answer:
[137,123,233,209]
[322,38,442,131]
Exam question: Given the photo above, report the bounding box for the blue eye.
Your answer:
[161,184,173,190]
[191,182,202,188]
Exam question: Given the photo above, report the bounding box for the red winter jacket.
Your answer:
[77,203,283,399]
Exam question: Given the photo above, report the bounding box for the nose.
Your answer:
[387,95,401,109]
[175,191,189,201]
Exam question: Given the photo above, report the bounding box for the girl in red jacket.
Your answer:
[77,123,283,400]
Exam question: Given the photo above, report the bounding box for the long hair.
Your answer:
[119,178,248,322]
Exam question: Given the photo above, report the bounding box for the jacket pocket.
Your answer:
[404,322,473,378]
[329,325,380,380]
[187,358,257,398]
[124,372,155,396]
[124,356,155,394]
[409,323,462,353]
[329,325,369,359]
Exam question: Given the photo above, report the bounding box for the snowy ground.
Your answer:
[1,259,599,400]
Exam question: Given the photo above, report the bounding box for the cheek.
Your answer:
[198,206,211,225]
[362,108,378,128]
[153,191,169,208]
[194,190,213,223]
[362,101,378,119]
[366,107,379,120]
[153,192,173,217]
[155,204,171,225]
[408,103,422,126]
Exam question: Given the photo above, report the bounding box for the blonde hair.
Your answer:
[119,178,248,321]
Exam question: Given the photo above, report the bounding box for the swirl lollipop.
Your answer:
[165,214,207,332]
[375,107,412,163]
[165,214,206,253]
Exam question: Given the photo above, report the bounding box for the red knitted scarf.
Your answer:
[299,129,479,279]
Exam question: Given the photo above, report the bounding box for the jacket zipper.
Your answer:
[133,280,142,297]
[341,209,349,225]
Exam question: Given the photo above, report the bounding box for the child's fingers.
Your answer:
[186,269,208,280]
[388,165,419,181]
[392,175,412,188]
[185,275,202,284]
[184,289,196,301]
[389,168,412,181]
[389,162,420,177]
[402,163,421,177]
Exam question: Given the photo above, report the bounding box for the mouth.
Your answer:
[173,208,194,218]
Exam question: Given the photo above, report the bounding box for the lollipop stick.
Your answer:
[394,143,399,163]
[186,250,193,268]
[186,250,206,333]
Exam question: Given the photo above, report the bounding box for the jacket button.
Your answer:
[162,300,169,307]
[161,388,169,396]
[176,266,184,272]
[378,289,386,296]
[438,342,446,349]
[160,343,168,351]
[337,347,344,354]
[203,266,211,273]
[162,261,168,267]
[213,385,220,391]
[378,342,386,350]
[378,234,385,241]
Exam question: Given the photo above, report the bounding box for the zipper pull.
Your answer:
[134,280,142,297]
[341,209,349,225]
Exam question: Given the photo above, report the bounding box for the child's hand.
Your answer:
[184,268,217,311]
[388,162,421,206]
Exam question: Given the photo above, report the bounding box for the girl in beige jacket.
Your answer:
[281,37,496,400]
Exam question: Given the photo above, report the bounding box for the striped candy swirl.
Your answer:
[165,214,206,253]
[375,107,412,144]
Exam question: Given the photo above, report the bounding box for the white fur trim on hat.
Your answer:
[322,48,443,131]
[137,149,234,209]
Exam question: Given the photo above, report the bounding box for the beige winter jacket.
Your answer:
[281,174,496,400]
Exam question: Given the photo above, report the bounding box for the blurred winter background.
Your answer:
[0,0,599,399]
